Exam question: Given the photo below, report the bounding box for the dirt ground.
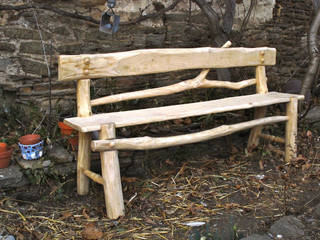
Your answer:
[1,123,320,239]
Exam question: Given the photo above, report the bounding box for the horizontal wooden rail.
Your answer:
[58,47,276,81]
[82,169,104,185]
[91,70,256,106]
[91,116,288,151]
[259,133,285,144]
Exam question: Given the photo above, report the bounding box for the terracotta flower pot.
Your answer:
[19,134,41,145]
[58,122,75,136]
[0,147,13,169]
[0,142,7,153]
[68,136,79,151]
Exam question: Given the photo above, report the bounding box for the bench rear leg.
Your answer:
[77,132,91,195]
[100,123,125,219]
[285,98,298,162]
[247,106,267,151]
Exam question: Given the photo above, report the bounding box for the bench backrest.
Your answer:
[58,47,276,116]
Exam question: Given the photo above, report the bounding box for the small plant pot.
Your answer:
[58,122,75,136]
[0,142,8,153]
[0,147,13,168]
[19,134,41,145]
[18,141,44,160]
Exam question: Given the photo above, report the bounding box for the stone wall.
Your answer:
[0,0,309,114]
[241,0,312,91]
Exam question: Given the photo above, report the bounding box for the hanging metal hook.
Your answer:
[99,0,120,34]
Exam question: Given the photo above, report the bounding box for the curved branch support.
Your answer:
[91,116,288,151]
[91,69,208,106]
[91,41,233,106]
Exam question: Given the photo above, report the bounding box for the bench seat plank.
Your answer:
[64,92,304,133]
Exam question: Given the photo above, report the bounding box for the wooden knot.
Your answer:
[84,69,89,75]
[109,142,115,148]
[260,51,265,64]
[84,57,90,65]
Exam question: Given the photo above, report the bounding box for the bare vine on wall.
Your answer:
[0,0,183,26]
[301,0,320,99]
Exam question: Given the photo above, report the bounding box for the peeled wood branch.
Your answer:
[91,71,256,106]
[91,116,289,151]
[82,169,104,185]
[90,41,233,106]
[259,133,285,144]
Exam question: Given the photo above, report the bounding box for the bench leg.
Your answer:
[100,123,125,219]
[285,98,298,162]
[247,107,267,151]
[77,132,91,195]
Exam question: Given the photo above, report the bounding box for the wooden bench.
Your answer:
[58,43,304,219]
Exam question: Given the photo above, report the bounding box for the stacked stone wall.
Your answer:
[0,0,310,114]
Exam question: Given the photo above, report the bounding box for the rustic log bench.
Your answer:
[58,44,304,219]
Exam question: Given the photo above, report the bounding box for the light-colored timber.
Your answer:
[64,92,304,133]
[247,107,267,151]
[58,45,305,219]
[90,41,233,106]
[58,47,276,81]
[247,65,269,151]
[222,41,232,48]
[82,169,104,185]
[91,116,288,151]
[90,73,256,106]
[100,123,125,219]
[268,144,285,156]
[255,66,268,94]
[259,133,285,144]
[285,98,298,162]
[77,79,92,195]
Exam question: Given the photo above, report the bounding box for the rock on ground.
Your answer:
[0,165,28,188]
[269,215,305,239]
[48,144,73,163]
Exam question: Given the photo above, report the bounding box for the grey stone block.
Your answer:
[269,215,305,239]
[0,165,28,188]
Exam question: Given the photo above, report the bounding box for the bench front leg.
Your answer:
[247,106,267,151]
[77,132,91,195]
[285,98,298,162]
[100,123,125,219]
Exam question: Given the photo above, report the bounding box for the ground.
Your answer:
[0,122,320,240]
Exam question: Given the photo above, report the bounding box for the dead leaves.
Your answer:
[59,211,72,221]
[81,223,103,240]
